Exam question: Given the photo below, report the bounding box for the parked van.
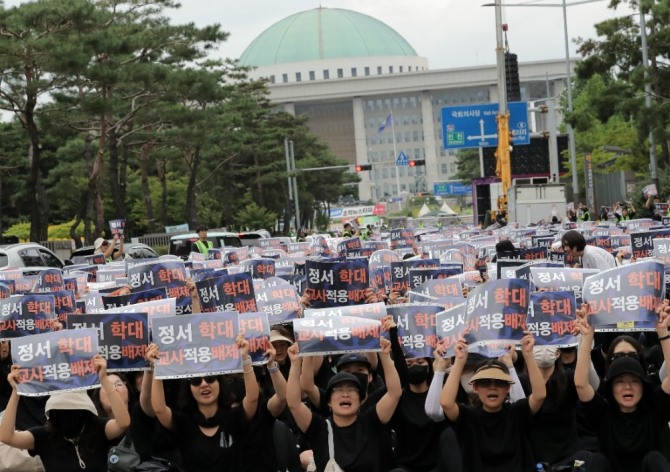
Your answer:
[169,231,242,259]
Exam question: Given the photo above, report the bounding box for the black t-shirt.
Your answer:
[129,402,181,464]
[172,407,247,472]
[236,399,278,472]
[28,417,110,472]
[581,387,670,472]
[521,371,583,463]
[304,408,395,472]
[391,389,447,472]
[453,399,536,472]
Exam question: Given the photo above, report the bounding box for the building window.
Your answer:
[323,69,330,79]
[389,66,394,73]
[351,67,357,77]
[399,66,403,72]
[309,71,315,81]
[408,66,412,72]
[364,66,370,76]
[450,163,458,174]
[404,131,411,143]
[269,75,276,84]
[441,163,448,174]
[377,66,382,75]
[282,73,288,83]
[295,72,302,82]
[337,68,343,78]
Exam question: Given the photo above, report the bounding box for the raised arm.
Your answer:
[147,343,175,431]
[499,345,525,402]
[425,345,448,422]
[440,339,466,422]
[657,301,670,395]
[376,338,402,424]
[139,368,155,417]
[187,278,201,314]
[520,332,546,414]
[574,304,596,402]
[238,334,259,421]
[286,344,313,433]
[299,354,321,407]
[264,341,287,417]
[95,355,131,439]
[0,366,35,450]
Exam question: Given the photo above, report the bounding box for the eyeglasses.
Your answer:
[474,379,509,389]
[188,376,218,387]
[331,385,358,394]
[611,352,640,362]
[613,378,642,388]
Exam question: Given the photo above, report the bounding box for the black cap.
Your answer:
[326,372,364,398]
[606,356,649,385]
[336,353,371,371]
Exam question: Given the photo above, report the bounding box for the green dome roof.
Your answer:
[240,8,418,67]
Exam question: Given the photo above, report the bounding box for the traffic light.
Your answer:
[504,52,521,102]
[409,160,425,167]
[355,164,372,171]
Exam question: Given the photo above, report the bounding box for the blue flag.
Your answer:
[377,114,392,133]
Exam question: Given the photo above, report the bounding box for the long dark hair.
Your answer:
[178,375,239,413]
[604,335,646,373]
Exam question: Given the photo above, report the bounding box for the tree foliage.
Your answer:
[0,0,350,242]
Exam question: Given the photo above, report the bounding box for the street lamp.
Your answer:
[483,0,606,207]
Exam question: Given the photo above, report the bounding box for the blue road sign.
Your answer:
[396,151,409,166]
[434,182,472,196]
[441,102,529,150]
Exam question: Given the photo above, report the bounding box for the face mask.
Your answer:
[533,346,559,368]
[460,371,475,395]
[407,364,429,385]
[49,410,89,438]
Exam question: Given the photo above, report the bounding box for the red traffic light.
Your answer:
[355,164,372,172]
[409,160,425,167]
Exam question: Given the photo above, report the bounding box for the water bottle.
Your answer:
[536,464,546,472]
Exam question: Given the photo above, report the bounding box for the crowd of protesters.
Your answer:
[1,215,670,472]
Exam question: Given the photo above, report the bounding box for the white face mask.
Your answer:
[533,346,559,368]
[460,371,475,394]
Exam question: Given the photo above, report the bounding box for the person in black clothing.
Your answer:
[0,356,131,472]
[287,339,404,472]
[440,333,546,472]
[147,334,259,472]
[574,303,670,472]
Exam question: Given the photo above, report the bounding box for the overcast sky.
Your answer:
[4,0,635,69]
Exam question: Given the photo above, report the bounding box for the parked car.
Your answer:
[0,242,67,273]
[168,231,242,259]
[69,242,159,265]
[238,230,271,247]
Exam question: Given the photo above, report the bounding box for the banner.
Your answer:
[390,259,439,295]
[255,283,301,324]
[32,269,65,293]
[53,290,79,325]
[293,315,381,356]
[369,249,401,270]
[13,276,38,294]
[390,228,414,249]
[67,313,149,371]
[0,294,56,339]
[0,282,10,299]
[462,278,530,348]
[409,267,462,290]
[414,278,463,299]
[643,184,658,198]
[527,291,579,346]
[303,302,387,322]
[101,297,175,331]
[195,272,257,313]
[102,287,168,311]
[583,261,664,331]
[336,237,362,257]
[96,269,126,284]
[238,312,271,365]
[128,261,191,315]
[654,238,670,264]
[11,329,100,396]
[238,259,276,280]
[387,304,443,358]
[514,261,563,283]
[109,219,127,237]
[151,312,241,379]
[310,235,333,257]
[305,259,369,308]
[435,304,467,357]
[530,266,600,306]
[631,229,670,259]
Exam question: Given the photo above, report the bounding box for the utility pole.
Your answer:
[494,0,511,214]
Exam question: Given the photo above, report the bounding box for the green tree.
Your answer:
[235,200,278,231]
[453,149,481,184]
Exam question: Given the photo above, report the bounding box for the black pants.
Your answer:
[589,451,670,472]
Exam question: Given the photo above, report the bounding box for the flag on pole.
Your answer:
[377,114,392,133]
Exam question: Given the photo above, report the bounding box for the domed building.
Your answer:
[240,7,571,221]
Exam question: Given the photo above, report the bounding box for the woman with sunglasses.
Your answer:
[147,334,259,472]
[574,302,670,472]
[440,331,546,472]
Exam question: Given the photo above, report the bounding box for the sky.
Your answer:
[4,0,636,69]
